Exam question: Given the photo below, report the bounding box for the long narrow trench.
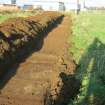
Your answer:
[0,16,77,105]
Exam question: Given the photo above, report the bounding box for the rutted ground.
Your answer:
[0,16,76,105]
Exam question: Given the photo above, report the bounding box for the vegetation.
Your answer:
[0,11,38,23]
[69,11,105,105]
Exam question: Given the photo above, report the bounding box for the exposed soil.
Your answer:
[0,12,63,76]
[0,16,79,105]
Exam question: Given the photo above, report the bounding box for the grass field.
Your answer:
[69,11,105,105]
[70,11,105,62]
[0,11,37,23]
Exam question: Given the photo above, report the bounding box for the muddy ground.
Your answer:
[0,16,79,105]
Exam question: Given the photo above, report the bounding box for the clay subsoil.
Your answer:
[0,16,76,105]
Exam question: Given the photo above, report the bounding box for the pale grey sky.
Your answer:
[0,0,105,7]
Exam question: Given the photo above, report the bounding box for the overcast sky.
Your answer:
[0,0,105,7]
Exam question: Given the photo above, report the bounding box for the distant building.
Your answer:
[31,0,79,11]
[33,1,60,11]
[26,1,66,11]
[22,0,84,12]
[59,2,65,11]
[11,0,16,5]
[23,5,34,11]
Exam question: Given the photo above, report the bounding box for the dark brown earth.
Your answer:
[0,16,77,105]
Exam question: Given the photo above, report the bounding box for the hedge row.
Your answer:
[0,11,64,76]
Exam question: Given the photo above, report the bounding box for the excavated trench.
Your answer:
[0,13,80,105]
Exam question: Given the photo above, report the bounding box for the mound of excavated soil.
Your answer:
[0,11,64,76]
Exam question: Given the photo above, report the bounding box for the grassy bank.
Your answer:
[0,11,38,23]
[70,11,105,63]
[69,11,105,105]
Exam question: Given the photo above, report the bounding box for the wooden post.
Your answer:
[77,0,80,15]
[84,0,86,8]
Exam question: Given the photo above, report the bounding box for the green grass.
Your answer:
[69,11,105,105]
[70,12,105,63]
[0,11,36,23]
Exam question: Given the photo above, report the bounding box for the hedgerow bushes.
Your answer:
[0,11,64,76]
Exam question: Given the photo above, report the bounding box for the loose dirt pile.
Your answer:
[0,11,64,76]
